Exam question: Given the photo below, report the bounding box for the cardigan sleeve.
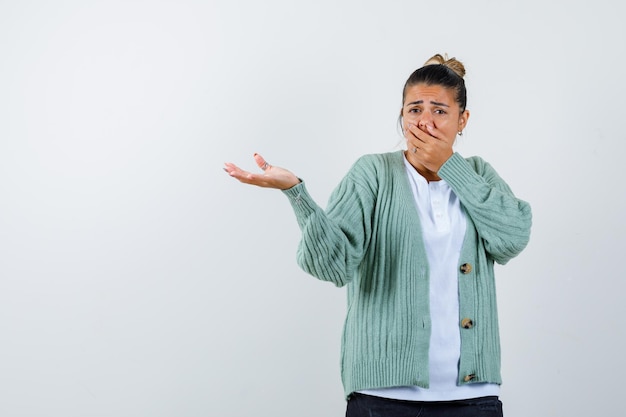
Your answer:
[438,152,532,265]
[281,158,375,287]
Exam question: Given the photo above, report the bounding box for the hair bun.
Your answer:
[424,53,465,79]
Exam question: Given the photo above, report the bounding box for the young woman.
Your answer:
[224,54,532,417]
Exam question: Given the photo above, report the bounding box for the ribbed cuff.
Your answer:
[438,152,479,190]
[281,181,320,225]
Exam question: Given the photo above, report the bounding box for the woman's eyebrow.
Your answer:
[405,100,449,107]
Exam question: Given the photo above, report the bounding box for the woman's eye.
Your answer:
[435,109,447,115]
[408,108,420,113]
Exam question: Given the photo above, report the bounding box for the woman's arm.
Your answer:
[438,153,532,265]
[224,154,373,286]
[283,172,373,287]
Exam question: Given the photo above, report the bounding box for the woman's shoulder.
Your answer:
[351,150,404,170]
[341,151,403,190]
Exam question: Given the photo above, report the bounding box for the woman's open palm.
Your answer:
[224,153,300,190]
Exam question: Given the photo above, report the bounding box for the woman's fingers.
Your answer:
[224,154,301,190]
[223,154,270,180]
[404,124,453,173]
[406,123,437,143]
[223,162,255,183]
[405,124,429,154]
[254,153,271,171]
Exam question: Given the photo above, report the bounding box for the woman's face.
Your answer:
[401,83,469,142]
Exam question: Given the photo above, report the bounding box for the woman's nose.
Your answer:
[417,113,432,128]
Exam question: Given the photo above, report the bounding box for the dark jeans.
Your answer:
[346,393,503,417]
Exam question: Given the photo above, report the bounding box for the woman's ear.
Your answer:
[458,109,470,131]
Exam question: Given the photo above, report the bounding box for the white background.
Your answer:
[1,1,624,416]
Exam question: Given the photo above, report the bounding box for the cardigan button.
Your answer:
[464,374,476,382]
[461,318,474,329]
[460,263,472,274]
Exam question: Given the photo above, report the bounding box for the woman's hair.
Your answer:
[401,53,467,112]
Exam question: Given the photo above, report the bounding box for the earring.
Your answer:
[458,130,463,136]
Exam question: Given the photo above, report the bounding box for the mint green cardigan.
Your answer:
[282,151,532,399]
